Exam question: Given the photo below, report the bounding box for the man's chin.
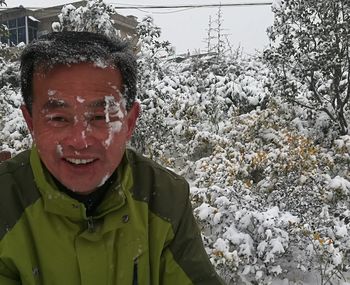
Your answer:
[60,181,98,195]
[70,188,97,195]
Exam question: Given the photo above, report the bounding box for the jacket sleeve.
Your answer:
[161,191,225,285]
[0,260,20,285]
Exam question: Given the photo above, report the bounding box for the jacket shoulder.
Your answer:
[126,149,189,227]
[0,150,41,240]
[126,149,186,182]
[0,150,29,174]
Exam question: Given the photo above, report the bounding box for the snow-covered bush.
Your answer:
[0,85,31,153]
[0,55,19,89]
[133,51,272,164]
[131,46,350,282]
[184,95,350,283]
[191,183,300,284]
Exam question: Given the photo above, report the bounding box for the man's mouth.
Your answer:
[64,158,96,165]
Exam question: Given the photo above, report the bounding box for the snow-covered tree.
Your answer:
[136,15,173,93]
[203,7,232,57]
[0,30,30,154]
[131,16,174,154]
[136,15,173,61]
[265,0,350,135]
[0,0,7,37]
[213,6,228,57]
[0,85,31,153]
[52,0,120,40]
[204,16,215,53]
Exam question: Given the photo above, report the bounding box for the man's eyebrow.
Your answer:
[42,99,69,110]
[87,99,106,108]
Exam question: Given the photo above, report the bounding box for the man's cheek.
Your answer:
[102,121,125,149]
[33,127,59,149]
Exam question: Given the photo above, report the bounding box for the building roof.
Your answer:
[0,1,138,32]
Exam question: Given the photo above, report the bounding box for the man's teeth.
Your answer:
[65,158,95,165]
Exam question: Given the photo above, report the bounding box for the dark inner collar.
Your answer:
[52,172,117,217]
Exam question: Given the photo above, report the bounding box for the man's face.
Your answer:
[22,62,139,194]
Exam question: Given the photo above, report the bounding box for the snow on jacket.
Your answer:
[0,147,224,285]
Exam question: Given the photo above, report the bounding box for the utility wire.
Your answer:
[110,2,273,9]
[134,7,196,14]
[114,2,273,14]
[3,2,273,10]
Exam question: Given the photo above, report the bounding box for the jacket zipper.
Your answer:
[87,216,94,232]
[133,259,138,285]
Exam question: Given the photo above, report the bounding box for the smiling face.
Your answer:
[22,62,139,194]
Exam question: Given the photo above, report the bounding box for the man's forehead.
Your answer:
[33,62,121,83]
[32,62,124,109]
[33,65,123,94]
[41,97,120,110]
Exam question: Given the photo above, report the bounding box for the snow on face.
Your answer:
[108,82,127,109]
[48,89,57,96]
[76,96,85,103]
[56,143,63,157]
[100,95,126,148]
[97,173,111,187]
[103,121,123,148]
[41,99,66,114]
[65,93,126,150]
[81,130,87,148]
[104,95,125,123]
[103,95,126,148]
[74,115,79,125]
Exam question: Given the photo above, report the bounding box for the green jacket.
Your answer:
[0,148,223,285]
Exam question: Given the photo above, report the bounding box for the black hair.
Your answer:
[20,31,137,114]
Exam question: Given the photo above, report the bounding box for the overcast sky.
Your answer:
[6,0,274,55]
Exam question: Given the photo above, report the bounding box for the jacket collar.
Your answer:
[30,146,133,220]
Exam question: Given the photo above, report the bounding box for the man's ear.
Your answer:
[21,105,34,134]
[126,101,140,140]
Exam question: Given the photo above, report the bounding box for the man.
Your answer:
[0,31,224,285]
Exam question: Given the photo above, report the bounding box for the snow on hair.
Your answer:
[20,31,137,114]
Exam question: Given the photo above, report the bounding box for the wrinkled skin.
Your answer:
[22,62,140,194]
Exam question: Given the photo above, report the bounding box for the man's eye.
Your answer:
[91,115,106,121]
[46,115,69,126]
[50,116,67,122]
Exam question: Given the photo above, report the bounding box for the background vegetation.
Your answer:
[1,0,350,284]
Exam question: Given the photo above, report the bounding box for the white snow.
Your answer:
[56,144,63,157]
[47,89,57,96]
[328,176,350,195]
[97,173,111,187]
[76,96,85,103]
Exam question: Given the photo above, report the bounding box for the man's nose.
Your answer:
[64,121,93,150]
